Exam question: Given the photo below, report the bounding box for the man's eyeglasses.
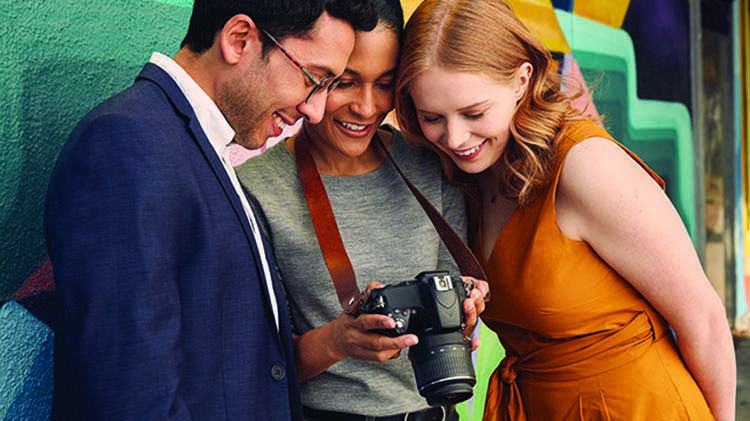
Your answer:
[260,29,340,103]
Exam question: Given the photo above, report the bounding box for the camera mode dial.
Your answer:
[388,308,412,335]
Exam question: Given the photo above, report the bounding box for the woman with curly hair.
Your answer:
[395,0,735,419]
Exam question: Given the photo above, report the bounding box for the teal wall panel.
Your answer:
[0,0,192,299]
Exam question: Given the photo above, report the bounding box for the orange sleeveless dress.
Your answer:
[478,120,713,420]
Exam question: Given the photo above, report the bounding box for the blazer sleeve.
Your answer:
[46,114,193,420]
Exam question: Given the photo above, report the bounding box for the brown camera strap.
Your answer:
[294,129,486,311]
[294,129,360,310]
[373,136,486,282]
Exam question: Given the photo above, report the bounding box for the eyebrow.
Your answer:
[416,100,491,114]
[458,100,491,112]
[342,67,397,78]
[304,64,337,80]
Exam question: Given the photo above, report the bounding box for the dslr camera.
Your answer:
[354,270,476,406]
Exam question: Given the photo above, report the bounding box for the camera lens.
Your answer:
[410,331,476,406]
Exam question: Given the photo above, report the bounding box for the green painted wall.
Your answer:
[0,0,192,300]
[556,10,697,240]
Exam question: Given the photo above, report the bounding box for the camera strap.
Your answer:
[294,128,486,312]
[294,128,361,312]
[372,135,486,282]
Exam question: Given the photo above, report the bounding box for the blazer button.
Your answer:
[270,364,286,381]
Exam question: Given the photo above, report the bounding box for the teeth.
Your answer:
[454,144,481,157]
[340,121,367,131]
[274,113,287,130]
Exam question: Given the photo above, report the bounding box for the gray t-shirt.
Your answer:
[236,126,467,416]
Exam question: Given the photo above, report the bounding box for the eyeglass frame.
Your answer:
[259,29,340,104]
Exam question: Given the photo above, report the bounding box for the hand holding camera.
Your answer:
[460,275,491,351]
[325,292,418,363]
[352,271,484,406]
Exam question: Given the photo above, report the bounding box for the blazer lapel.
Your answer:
[136,64,255,242]
[135,63,282,336]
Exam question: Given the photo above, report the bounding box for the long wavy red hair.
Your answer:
[395,0,586,206]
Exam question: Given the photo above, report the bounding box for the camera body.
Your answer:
[359,270,467,337]
[355,270,476,406]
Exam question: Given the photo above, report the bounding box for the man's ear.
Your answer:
[514,62,533,102]
[218,14,260,65]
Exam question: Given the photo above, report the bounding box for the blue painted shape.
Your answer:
[0,301,52,419]
[552,0,574,11]
[4,333,53,421]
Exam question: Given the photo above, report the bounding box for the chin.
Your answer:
[235,134,267,151]
[342,144,371,158]
[456,161,491,175]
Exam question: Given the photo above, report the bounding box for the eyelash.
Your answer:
[335,80,394,90]
[465,113,485,121]
[421,112,485,124]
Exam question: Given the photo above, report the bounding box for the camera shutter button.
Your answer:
[391,310,411,334]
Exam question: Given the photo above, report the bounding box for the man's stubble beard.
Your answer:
[218,67,271,150]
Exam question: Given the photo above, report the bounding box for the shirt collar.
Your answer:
[149,52,235,156]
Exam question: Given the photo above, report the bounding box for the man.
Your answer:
[44,1,377,419]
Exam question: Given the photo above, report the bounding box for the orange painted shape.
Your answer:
[402,0,423,21]
[507,0,571,53]
[573,0,631,29]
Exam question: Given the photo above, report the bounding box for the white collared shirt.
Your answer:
[149,52,280,330]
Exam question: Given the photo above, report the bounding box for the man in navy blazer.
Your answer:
[44,1,377,419]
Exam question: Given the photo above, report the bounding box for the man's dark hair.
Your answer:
[181,0,378,55]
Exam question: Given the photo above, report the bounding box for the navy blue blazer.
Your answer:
[45,63,302,420]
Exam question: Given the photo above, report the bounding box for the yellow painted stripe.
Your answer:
[741,0,750,255]
[401,0,570,53]
[507,0,571,53]
[402,0,423,21]
[573,0,631,29]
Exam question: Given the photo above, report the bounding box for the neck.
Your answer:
[477,160,506,203]
[173,47,222,101]
[303,127,390,176]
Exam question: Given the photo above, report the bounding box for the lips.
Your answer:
[335,119,375,138]
[339,121,367,131]
[272,112,289,136]
[451,139,486,159]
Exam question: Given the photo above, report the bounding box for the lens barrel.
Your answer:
[410,331,476,406]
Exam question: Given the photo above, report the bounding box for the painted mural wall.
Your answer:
[0,0,194,301]
[0,0,739,313]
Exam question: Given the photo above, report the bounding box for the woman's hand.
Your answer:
[327,311,418,362]
[461,276,490,350]
[292,281,418,381]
